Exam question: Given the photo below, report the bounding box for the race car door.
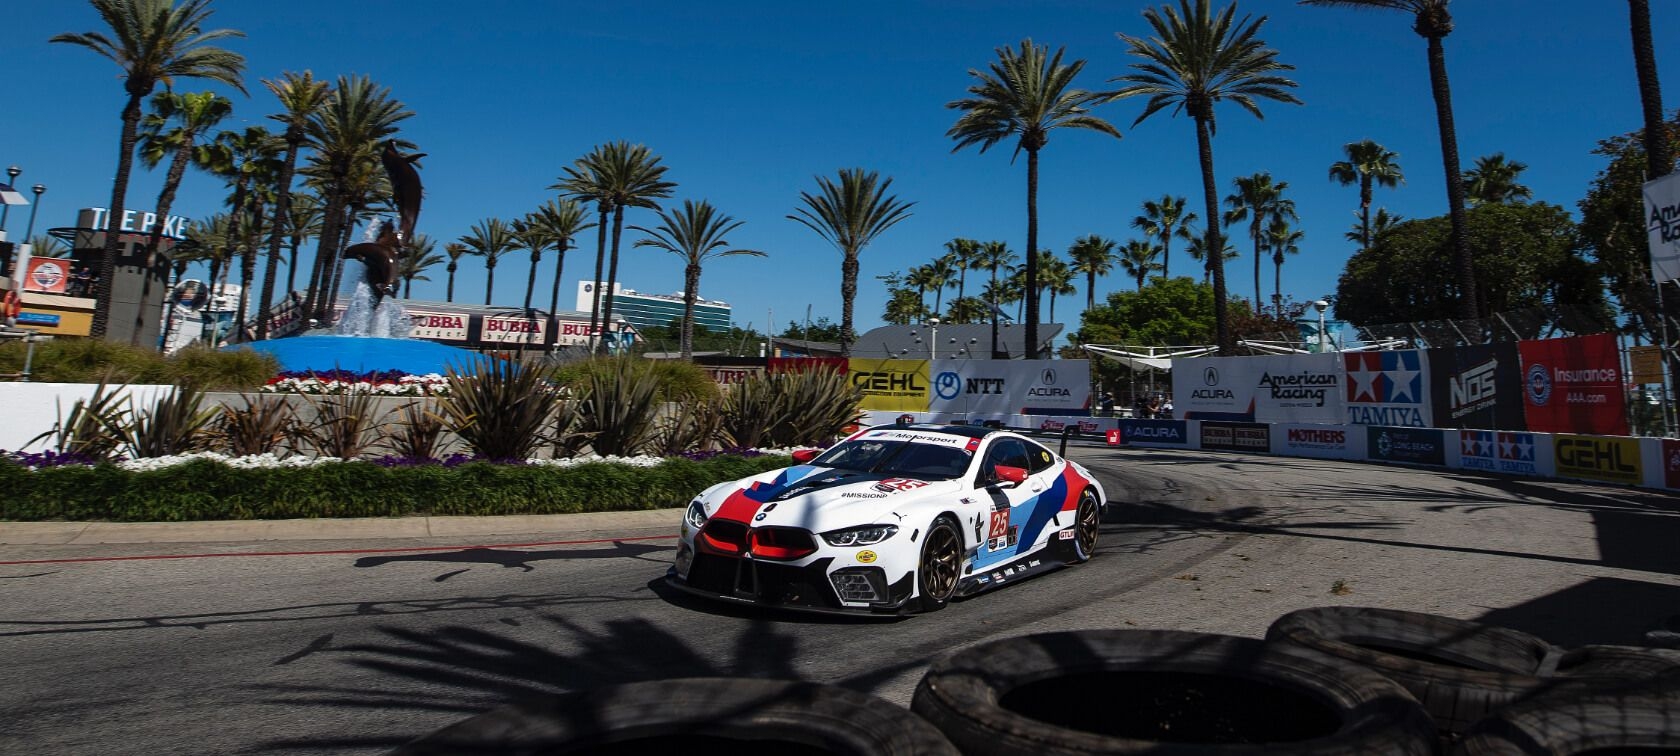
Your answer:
[970,437,1038,571]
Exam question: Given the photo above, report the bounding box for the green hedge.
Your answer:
[0,454,790,522]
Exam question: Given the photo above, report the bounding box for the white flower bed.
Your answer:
[95,449,797,472]
[259,373,452,396]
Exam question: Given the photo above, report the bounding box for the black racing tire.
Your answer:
[392,677,959,755]
[1452,682,1680,755]
[1067,489,1100,565]
[917,516,963,613]
[910,628,1436,755]
[1265,606,1562,734]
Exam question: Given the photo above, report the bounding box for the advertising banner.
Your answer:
[770,357,848,374]
[1662,439,1680,489]
[1171,356,1255,421]
[1200,421,1271,453]
[1251,353,1345,424]
[1554,433,1642,485]
[480,314,547,345]
[22,257,70,294]
[408,310,470,342]
[1456,430,1545,476]
[1035,416,1113,435]
[1272,424,1364,461]
[1427,342,1526,431]
[1345,350,1432,427]
[1118,418,1190,446]
[1517,334,1629,436]
[705,366,763,385]
[552,319,608,347]
[927,360,1090,416]
[1644,171,1680,283]
[849,358,931,412]
[1367,426,1446,466]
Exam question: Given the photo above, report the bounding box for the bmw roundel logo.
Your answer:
[1204,367,1219,386]
[934,371,962,400]
[1042,369,1057,385]
[1526,363,1552,406]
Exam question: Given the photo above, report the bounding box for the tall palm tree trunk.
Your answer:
[131,139,194,347]
[548,239,568,317]
[586,206,609,349]
[1632,0,1672,180]
[1251,217,1263,309]
[446,262,457,302]
[1024,148,1041,356]
[1426,35,1478,320]
[601,206,627,352]
[236,194,265,340]
[92,93,147,339]
[523,248,541,313]
[1161,234,1171,279]
[1086,270,1096,312]
[303,189,346,322]
[1196,114,1230,352]
[682,262,701,359]
[840,253,859,357]
[324,205,356,320]
[484,262,496,306]
[257,140,301,340]
[1359,175,1374,250]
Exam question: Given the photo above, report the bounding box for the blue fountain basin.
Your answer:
[227,335,481,376]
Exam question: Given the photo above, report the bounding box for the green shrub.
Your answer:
[552,356,720,403]
[0,454,791,522]
[436,357,559,460]
[167,345,280,390]
[0,339,277,389]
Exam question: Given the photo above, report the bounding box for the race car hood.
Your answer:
[699,465,962,533]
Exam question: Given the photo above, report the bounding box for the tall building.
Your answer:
[575,281,732,334]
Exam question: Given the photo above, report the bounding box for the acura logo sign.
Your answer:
[1204,367,1219,386]
[1041,369,1057,385]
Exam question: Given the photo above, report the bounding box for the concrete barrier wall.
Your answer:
[0,383,176,451]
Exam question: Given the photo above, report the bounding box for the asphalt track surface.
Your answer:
[6,447,1680,754]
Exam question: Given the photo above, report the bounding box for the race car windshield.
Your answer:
[811,440,973,480]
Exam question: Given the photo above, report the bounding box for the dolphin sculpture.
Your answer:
[340,142,425,304]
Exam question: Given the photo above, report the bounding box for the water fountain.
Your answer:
[228,144,479,376]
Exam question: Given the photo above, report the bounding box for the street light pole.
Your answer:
[0,165,20,232]
[22,184,46,241]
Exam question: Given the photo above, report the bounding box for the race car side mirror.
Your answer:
[994,465,1027,486]
[791,449,820,464]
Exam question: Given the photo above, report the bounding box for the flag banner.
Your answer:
[1517,334,1629,436]
[927,359,1090,416]
[1644,172,1680,283]
[1344,350,1433,427]
[1427,342,1527,431]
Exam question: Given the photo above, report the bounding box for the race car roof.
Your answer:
[867,423,996,439]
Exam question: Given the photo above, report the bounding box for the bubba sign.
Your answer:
[408,311,468,341]
[482,315,545,344]
[1554,434,1642,485]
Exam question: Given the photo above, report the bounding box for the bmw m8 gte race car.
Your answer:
[666,424,1108,615]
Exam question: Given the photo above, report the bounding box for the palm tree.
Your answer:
[397,234,441,298]
[461,218,516,306]
[135,90,231,346]
[1117,240,1163,290]
[904,264,937,317]
[553,141,676,351]
[523,198,594,316]
[1224,172,1297,310]
[788,168,915,356]
[283,192,323,295]
[1329,139,1403,251]
[1111,0,1300,352]
[948,38,1121,358]
[1067,235,1117,312]
[631,199,767,359]
[300,74,413,322]
[213,125,281,336]
[52,0,247,339]
[1300,0,1477,319]
[256,70,331,339]
[511,217,556,315]
[1265,217,1304,316]
[1187,234,1238,282]
[1130,195,1198,278]
[1630,0,1672,180]
[443,242,467,303]
[1465,153,1532,205]
[1037,255,1078,324]
[924,255,956,315]
[941,238,981,303]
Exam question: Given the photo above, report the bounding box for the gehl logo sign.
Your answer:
[1555,436,1642,484]
[853,371,926,392]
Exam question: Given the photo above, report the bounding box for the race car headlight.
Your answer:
[821,524,898,547]
[685,500,708,530]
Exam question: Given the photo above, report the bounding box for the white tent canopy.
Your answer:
[1081,344,1216,372]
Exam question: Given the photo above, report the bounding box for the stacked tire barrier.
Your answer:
[393,609,1680,755]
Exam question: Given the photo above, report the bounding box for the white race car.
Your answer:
[666,424,1108,615]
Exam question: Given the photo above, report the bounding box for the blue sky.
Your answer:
[4,1,1677,338]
